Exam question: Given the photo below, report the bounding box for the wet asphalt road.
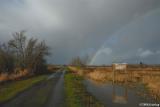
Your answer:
[1,70,65,107]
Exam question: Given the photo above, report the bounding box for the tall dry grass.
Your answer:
[0,73,9,82]
[68,66,85,76]
[87,70,112,82]
[86,67,160,101]
[68,66,160,101]
[142,76,160,100]
[0,69,29,82]
[69,66,160,96]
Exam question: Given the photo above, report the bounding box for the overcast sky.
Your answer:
[0,0,160,65]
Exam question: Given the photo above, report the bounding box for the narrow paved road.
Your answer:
[46,71,65,107]
[1,70,65,107]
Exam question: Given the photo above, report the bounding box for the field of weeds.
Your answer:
[0,69,29,83]
[70,66,160,101]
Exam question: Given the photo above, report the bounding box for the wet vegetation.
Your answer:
[70,65,160,103]
[64,68,104,107]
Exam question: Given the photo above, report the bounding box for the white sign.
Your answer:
[114,63,127,70]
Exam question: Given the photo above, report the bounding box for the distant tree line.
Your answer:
[0,31,50,74]
[70,55,91,66]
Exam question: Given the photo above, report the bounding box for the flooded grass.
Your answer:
[64,70,104,107]
[69,66,160,106]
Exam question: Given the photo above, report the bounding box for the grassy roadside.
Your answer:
[0,75,48,103]
[64,72,82,107]
[64,70,104,107]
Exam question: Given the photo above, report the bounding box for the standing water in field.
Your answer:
[83,79,157,107]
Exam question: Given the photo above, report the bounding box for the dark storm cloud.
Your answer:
[91,9,160,65]
[0,0,160,64]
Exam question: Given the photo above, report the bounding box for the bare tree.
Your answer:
[8,31,26,69]
[0,43,14,73]
[24,38,38,71]
[7,31,50,74]
[28,40,50,74]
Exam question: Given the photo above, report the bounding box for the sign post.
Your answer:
[112,63,128,104]
[112,63,127,83]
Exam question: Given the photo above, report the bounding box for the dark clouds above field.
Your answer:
[0,0,160,64]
